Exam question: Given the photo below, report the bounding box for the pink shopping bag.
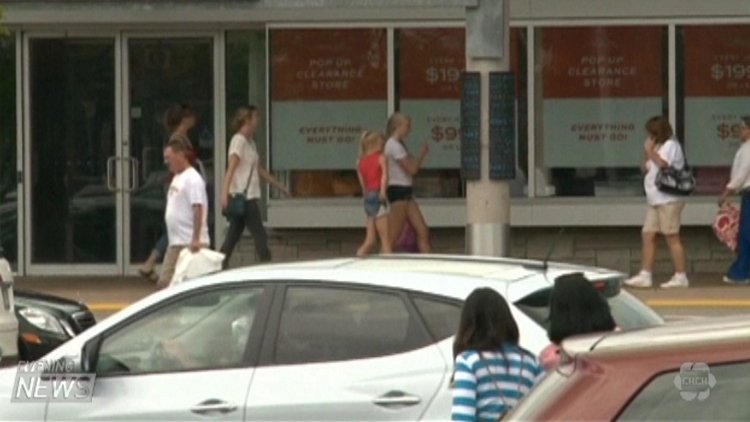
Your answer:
[713,204,740,252]
[397,221,420,253]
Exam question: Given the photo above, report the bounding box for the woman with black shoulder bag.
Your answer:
[625,116,693,289]
[219,106,290,269]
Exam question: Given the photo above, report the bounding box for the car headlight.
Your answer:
[18,307,74,337]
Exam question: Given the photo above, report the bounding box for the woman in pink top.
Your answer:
[541,273,618,370]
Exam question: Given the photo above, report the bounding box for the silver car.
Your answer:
[0,255,663,421]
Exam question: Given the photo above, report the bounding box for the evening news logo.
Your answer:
[10,359,96,402]
[674,362,716,401]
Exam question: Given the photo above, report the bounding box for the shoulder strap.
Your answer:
[678,141,691,169]
[479,350,525,415]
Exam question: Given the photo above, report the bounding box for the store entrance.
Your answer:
[23,34,216,276]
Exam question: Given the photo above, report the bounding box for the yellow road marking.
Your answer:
[646,299,750,307]
[86,303,129,311]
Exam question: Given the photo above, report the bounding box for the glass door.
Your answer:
[24,35,122,275]
[123,36,215,273]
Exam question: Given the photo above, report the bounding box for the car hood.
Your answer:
[14,289,87,314]
[0,367,16,399]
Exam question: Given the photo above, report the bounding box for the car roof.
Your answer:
[563,315,750,358]
[182,254,623,302]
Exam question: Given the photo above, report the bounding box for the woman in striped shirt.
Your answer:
[451,288,545,422]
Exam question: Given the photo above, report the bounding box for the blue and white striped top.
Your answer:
[451,344,545,422]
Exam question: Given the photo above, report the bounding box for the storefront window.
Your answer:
[534,26,667,197]
[678,25,749,195]
[226,30,268,217]
[0,33,16,266]
[269,28,388,198]
[394,27,528,198]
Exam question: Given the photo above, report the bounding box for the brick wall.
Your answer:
[228,227,732,276]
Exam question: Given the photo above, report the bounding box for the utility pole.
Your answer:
[463,0,514,257]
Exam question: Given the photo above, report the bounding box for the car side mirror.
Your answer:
[81,337,102,374]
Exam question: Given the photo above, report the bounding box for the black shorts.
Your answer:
[386,186,413,203]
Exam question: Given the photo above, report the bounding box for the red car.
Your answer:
[507,315,750,421]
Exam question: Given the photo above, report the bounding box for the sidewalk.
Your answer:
[13,273,750,312]
[14,276,157,311]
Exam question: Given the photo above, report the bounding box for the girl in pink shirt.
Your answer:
[541,273,618,370]
[356,131,391,257]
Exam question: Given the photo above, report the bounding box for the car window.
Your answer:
[514,287,664,331]
[617,361,750,421]
[96,287,264,376]
[274,286,429,364]
[411,296,461,341]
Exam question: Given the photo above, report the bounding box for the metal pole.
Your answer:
[465,0,511,257]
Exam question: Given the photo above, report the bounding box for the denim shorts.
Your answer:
[364,191,389,218]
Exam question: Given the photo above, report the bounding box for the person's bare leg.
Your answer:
[625,230,657,288]
[357,219,378,257]
[665,234,686,273]
[407,201,431,253]
[375,215,392,254]
[138,250,160,282]
[140,250,158,272]
[660,233,689,288]
[388,201,409,250]
[640,231,657,273]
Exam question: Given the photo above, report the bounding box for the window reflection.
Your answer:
[29,39,116,263]
[0,34,16,266]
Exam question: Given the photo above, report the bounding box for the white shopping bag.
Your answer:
[170,248,225,287]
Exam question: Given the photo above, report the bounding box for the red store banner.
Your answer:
[542,26,663,99]
[270,28,388,102]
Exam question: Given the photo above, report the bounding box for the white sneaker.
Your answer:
[624,275,652,288]
[660,277,689,289]
[722,276,750,285]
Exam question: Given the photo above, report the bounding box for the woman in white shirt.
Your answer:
[383,113,431,252]
[625,116,689,289]
[219,106,290,269]
[719,116,750,284]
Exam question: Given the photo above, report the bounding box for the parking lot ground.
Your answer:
[14,273,750,321]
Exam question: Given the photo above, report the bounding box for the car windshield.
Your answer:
[514,285,664,331]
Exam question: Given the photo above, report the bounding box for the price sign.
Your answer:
[425,67,461,85]
[431,125,460,142]
[716,122,743,141]
[489,72,516,180]
[711,64,750,81]
[461,72,481,180]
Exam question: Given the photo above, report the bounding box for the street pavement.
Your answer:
[13,272,750,323]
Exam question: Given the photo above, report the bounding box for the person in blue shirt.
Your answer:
[451,288,545,422]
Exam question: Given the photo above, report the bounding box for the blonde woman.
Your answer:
[356,131,391,256]
[383,112,431,253]
[219,106,289,268]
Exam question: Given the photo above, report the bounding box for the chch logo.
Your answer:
[674,362,716,401]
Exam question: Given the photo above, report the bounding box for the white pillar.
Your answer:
[465,0,511,257]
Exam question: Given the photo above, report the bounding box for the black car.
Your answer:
[14,289,97,361]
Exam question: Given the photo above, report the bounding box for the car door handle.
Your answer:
[190,399,238,416]
[373,391,422,407]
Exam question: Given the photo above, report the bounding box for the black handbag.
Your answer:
[223,161,255,218]
[655,143,695,196]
